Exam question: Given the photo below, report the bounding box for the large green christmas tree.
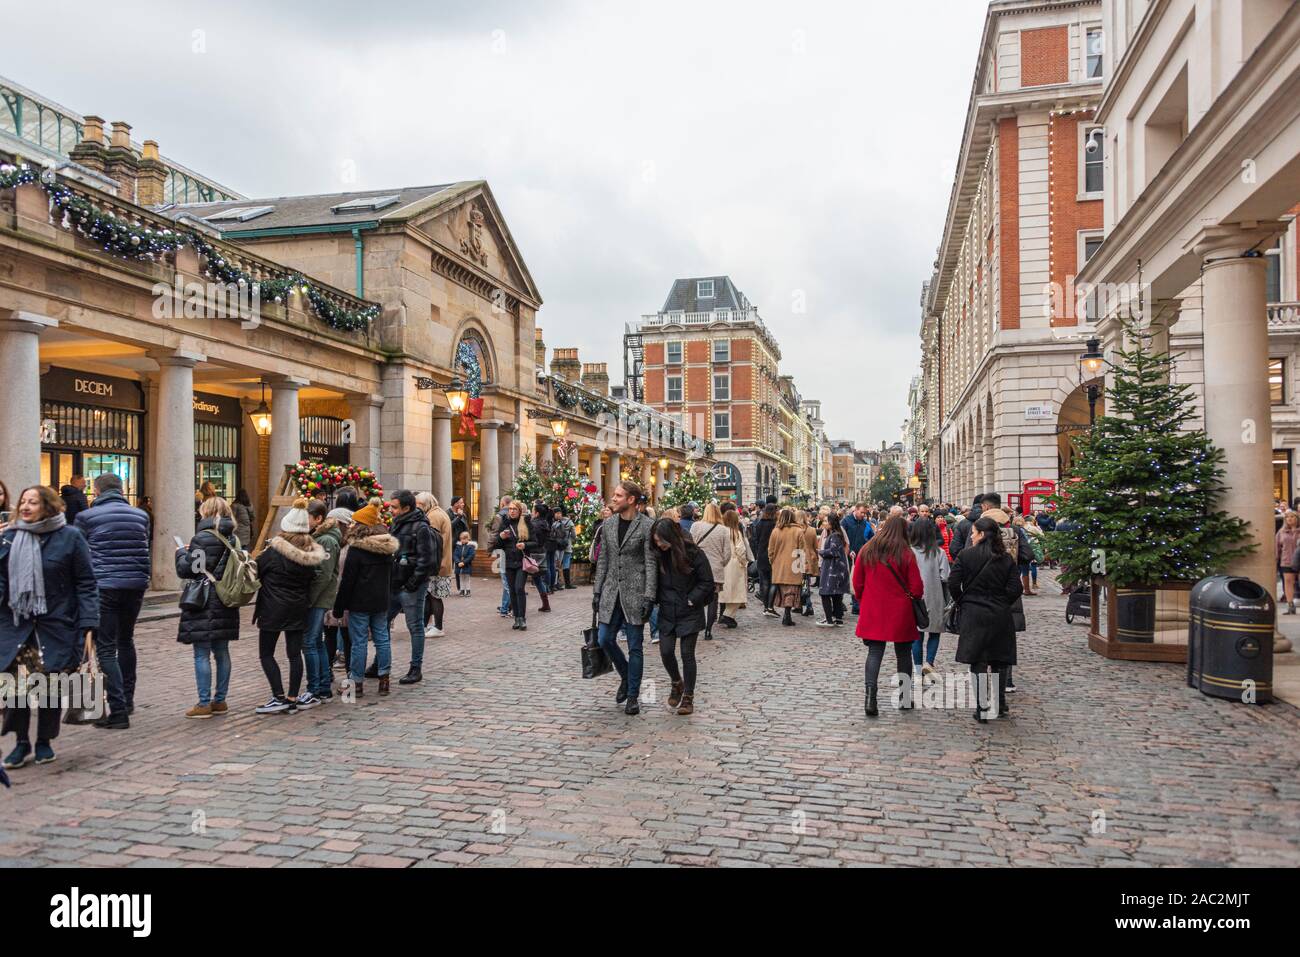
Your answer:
[659,466,717,511]
[507,455,605,561]
[1048,316,1252,587]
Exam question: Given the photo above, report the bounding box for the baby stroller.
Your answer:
[1064,580,1091,624]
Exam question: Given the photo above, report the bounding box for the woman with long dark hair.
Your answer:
[650,518,714,716]
[949,515,1022,721]
[851,515,923,718]
[817,512,850,626]
[750,503,778,616]
[908,516,949,678]
[490,501,535,630]
[767,508,806,627]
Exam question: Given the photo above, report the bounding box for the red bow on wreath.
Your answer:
[461,396,485,436]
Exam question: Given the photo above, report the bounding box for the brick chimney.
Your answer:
[550,347,581,382]
[68,115,108,175]
[581,362,610,396]
[136,140,168,207]
[534,326,547,370]
[103,121,139,203]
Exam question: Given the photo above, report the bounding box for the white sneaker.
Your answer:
[425,625,444,638]
[255,697,292,715]
[816,619,835,628]
[296,693,321,710]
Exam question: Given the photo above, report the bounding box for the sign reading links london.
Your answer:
[152,274,260,329]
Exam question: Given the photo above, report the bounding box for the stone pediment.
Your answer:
[408,183,540,307]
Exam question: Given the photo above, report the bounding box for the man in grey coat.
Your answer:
[593,480,658,715]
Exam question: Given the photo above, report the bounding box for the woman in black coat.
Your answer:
[948,516,1023,722]
[332,509,398,696]
[749,504,777,615]
[251,500,325,714]
[176,498,242,718]
[1,485,99,770]
[529,501,553,612]
[651,518,714,717]
[490,502,537,630]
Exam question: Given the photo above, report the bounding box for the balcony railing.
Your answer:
[1268,302,1300,330]
[635,307,781,356]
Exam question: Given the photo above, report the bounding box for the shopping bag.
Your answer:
[63,633,102,725]
[581,611,612,679]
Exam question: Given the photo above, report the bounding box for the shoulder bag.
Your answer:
[942,555,993,634]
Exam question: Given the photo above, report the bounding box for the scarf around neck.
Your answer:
[8,512,66,624]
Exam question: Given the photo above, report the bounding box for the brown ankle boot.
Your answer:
[668,680,684,709]
[378,675,390,696]
[676,693,694,715]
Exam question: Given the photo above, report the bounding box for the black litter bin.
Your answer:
[1187,576,1274,703]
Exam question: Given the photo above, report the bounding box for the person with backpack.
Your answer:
[302,500,345,704]
[416,492,453,639]
[333,503,398,697]
[176,496,243,719]
[979,494,1032,692]
[385,491,436,685]
[949,515,1022,722]
[252,498,326,714]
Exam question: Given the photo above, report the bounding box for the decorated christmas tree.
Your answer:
[659,466,717,511]
[507,456,605,561]
[1048,316,1252,587]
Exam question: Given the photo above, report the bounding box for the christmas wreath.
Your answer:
[289,461,384,501]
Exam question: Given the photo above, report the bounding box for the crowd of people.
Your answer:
[0,466,1053,773]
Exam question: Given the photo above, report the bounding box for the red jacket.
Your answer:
[852,549,924,643]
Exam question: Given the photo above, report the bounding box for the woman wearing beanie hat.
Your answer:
[252,498,326,715]
[333,504,399,696]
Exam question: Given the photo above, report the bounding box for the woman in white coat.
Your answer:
[717,508,753,629]
[690,503,731,641]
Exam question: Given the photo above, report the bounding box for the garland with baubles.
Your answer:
[0,160,380,332]
[289,461,384,500]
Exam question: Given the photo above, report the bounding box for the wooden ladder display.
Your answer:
[253,464,299,555]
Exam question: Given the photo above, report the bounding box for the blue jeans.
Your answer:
[302,606,329,696]
[545,551,558,590]
[499,565,511,614]
[348,611,391,682]
[912,631,940,666]
[597,601,646,699]
[649,605,660,640]
[387,588,426,669]
[193,640,231,706]
[561,549,573,571]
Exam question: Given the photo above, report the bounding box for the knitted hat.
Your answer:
[327,507,355,525]
[281,497,311,534]
[351,503,382,527]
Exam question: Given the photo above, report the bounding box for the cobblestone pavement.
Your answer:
[2,572,1298,868]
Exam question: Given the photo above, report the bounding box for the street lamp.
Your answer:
[549,416,569,439]
[1078,337,1105,427]
[658,456,668,470]
[413,374,472,413]
[250,381,273,437]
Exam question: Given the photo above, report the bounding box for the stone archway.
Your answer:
[1056,378,1106,475]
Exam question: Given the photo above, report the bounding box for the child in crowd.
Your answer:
[454,530,477,596]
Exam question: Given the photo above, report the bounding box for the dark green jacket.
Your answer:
[308,520,345,609]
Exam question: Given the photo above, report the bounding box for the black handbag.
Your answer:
[886,561,929,631]
[943,557,992,634]
[581,611,613,679]
[179,576,211,612]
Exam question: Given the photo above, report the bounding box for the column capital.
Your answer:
[479,419,504,431]
[271,375,310,390]
[148,347,204,368]
[432,407,454,420]
[0,310,58,334]
[1188,221,1289,261]
[498,421,517,433]
[350,392,385,409]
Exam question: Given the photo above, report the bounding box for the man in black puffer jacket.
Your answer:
[386,490,436,684]
[75,473,151,729]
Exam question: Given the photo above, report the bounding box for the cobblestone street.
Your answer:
[2,574,1298,868]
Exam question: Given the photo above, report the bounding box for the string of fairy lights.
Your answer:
[0,160,381,332]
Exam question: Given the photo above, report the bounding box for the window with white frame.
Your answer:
[713,411,730,440]
[712,339,730,363]
[1085,27,1104,79]
[1079,230,1104,269]
[1265,239,1283,304]
[666,375,683,403]
[713,372,730,401]
[1082,127,1105,196]
[697,280,715,299]
[666,340,683,365]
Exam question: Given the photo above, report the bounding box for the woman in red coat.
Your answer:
[852,515,923,718]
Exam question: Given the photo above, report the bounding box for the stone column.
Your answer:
[608,452,622,495]
[432,408,454,506]
[478,420,502,546]
[0,312,56,491]
[148,349,202,589]
[656,460,667,503]
[347,393,384,477]
[538,435,554,469]
[1195,225,1287,633]
[269,377,306,483]
[567,440,579,471]
[590,451,604,495]
[498,423,516,497]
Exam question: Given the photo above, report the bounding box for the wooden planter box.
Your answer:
[1088,576,1192,663]
[568,561,593,586]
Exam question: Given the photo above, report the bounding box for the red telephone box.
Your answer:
[1008,478,1056,516]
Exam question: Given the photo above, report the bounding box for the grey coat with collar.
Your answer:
[592,512,658,626]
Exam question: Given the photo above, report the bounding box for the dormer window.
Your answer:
[330,195,400,213]
[697,280,715,299]
[203,205,275,223]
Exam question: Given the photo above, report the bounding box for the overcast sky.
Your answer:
[9,0,988,448]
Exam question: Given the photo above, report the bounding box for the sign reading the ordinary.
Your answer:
[40,367,145,412]
[1024,405,1053,421]
[192,392,244,424]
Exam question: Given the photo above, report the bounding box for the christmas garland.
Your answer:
[454,340,483,398]
[289,461,384,500]
[579,394,604,417]
[554,383,579,409]
[0,160,380,332]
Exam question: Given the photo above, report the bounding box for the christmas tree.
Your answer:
[507,456,605,561]
[659,466,717,511]
[1047,316,1252,587]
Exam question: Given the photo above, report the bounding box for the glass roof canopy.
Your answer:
[0,75,243,204]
